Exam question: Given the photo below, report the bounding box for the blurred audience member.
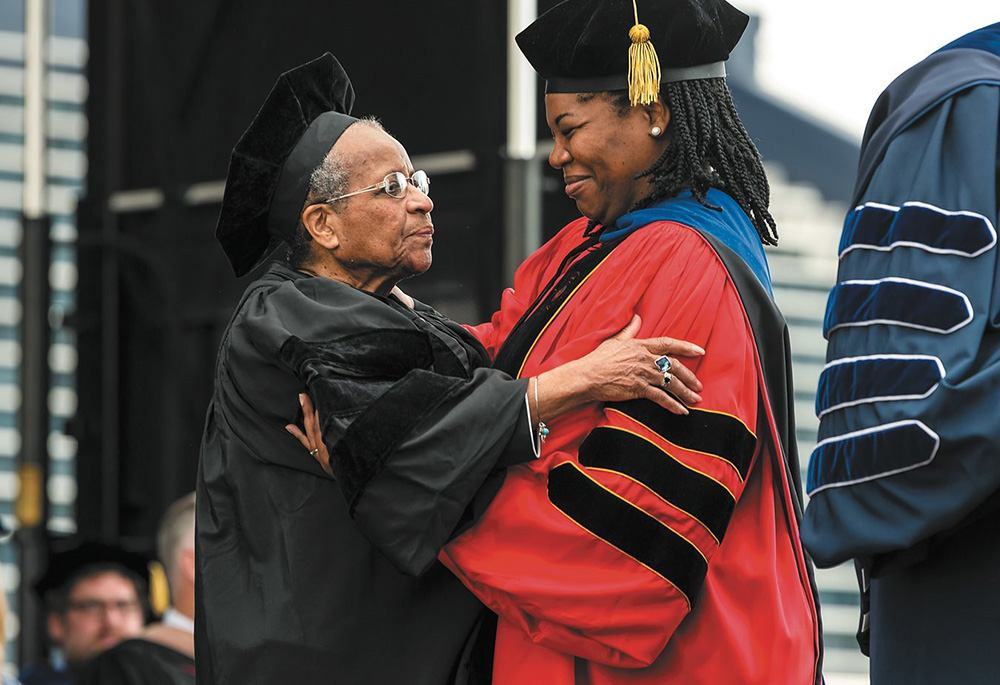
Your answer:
[20,542,147,685]
[79,493,195,684]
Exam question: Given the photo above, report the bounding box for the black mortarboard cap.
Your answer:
[216,53,358,277]
[33,539,151,601]
[516,0,749,104]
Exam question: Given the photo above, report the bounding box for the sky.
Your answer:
[737,0,997,140]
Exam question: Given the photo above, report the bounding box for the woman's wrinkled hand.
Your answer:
[574,314,704,415]
[285,394,332,475]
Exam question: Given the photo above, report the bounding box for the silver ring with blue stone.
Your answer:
[655,355,672,387]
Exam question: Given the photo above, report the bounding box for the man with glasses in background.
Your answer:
[81,493,196,684]
[20,542,146,685]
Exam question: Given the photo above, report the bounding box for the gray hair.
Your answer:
[156,492,196,584]
[285,117,388,268]
[304,149,350,207]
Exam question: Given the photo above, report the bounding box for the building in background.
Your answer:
[0,0,87,675]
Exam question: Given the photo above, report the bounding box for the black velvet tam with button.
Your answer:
[216,53,356,277]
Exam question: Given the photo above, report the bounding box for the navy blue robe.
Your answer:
[801,23,1000,685]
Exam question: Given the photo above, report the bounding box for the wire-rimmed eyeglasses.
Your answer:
[325,170,430,204]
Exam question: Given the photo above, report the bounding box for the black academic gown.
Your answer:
[195,263,534,685]
[79,639,195,685]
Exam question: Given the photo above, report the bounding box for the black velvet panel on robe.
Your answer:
[196,263,533,685]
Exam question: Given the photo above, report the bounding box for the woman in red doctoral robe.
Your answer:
[438,0,823,682]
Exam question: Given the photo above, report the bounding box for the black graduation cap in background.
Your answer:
[516,0,749,106]
[216,53,358,277]
[33,540,151,601]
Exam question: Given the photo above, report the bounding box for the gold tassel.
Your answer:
[628,1,661,106]
[148,560,170,617]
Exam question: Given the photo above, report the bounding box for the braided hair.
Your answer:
[595,79,778,246]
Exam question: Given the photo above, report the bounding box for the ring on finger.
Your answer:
[660,372,672,388]
[654,355,672,374]
[309,448,320,456]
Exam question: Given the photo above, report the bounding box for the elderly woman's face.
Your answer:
[328,125,435,288]
[545,92,669,227]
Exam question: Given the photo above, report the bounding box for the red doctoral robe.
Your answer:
[440,214,822,684]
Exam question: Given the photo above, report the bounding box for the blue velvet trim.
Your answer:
[815,355,944,417]
[806,421,940,496]
[839,201,996,258]
[609,188,773,295]
[823,278,972,338]
[936,22,1000,58]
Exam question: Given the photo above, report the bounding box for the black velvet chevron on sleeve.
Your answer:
[609,399,756,480]
[278,329,469,513]
[547,462,708,606]
[328,369,467,513]
[280,329,435,379]
[578,426,736,544]
[279,330,435,418]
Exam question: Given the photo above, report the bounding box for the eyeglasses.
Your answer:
[65,598,142,618]
[325,170,430,203]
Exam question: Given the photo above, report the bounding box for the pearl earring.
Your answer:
[650,126,662,137]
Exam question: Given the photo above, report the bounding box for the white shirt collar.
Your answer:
[162,607,194,634]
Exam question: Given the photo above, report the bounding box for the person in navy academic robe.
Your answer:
[801,22,1000,685]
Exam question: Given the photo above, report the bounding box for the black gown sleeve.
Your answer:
[222,278,534,575]
[279,335,531,576]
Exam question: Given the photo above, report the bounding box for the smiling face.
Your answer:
[304,123,435,295]
[545,92,671,227]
